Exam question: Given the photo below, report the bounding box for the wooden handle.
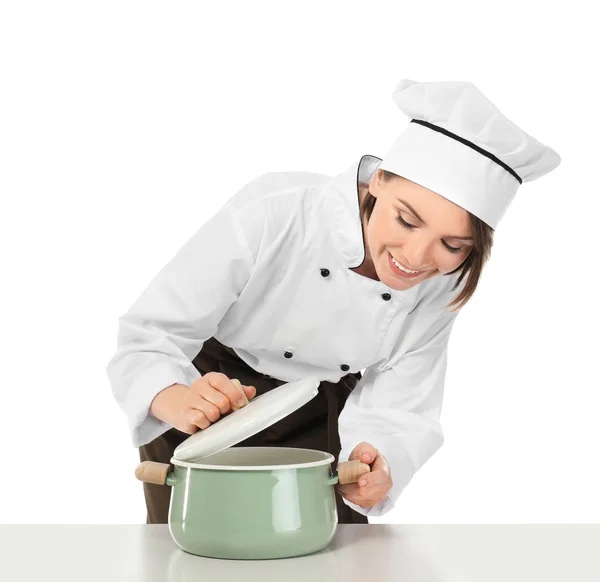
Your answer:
[135,461,170,485]
[337,459,371,485]
[230,378,249,410]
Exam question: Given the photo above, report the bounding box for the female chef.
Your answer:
[106,79,561,524]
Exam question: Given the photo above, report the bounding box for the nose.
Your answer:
[401,239,432,270]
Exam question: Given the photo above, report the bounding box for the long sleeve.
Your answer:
[106,203,255,447]
[337,307,458,517]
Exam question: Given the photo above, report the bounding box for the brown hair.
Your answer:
[360,170,495,312]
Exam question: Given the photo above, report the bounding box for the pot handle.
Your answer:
[135,461,174,486]
[329,459,371,486]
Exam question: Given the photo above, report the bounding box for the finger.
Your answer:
[356,468,390,488]
[202,380,238,413]
[208,375,249,410]
[337,484,386,509]
[174,414,200,435]
[180,424,199,435]
[191,374,231,414]
[229,379,249,410]
[229,380,258,409]
[336,482,359,495]
[349,442,378,465]
[190,384,230,416]
[188,396,222,423]
[184,408,211,430]
[371,452,391,478]
[243,384,257,399]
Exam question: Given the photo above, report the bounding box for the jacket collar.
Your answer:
[322,154,383,269]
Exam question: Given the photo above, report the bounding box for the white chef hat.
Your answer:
[378,79,561,229]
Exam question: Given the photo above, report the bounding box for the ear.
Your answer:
[368,169,384,197]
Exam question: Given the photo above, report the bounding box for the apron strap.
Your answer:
[325,383,340,467]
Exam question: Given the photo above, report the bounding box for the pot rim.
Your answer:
[170,446,336,471]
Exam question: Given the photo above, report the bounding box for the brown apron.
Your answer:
[138,336,369,524]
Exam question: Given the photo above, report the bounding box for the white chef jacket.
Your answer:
[106,154,463,517]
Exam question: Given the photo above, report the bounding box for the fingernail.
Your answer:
[362,454,371,462]
[236,400,245,407]
[359,480,367,487]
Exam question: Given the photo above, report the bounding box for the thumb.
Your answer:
[349,442,378,464]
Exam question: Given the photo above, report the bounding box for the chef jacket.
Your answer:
[106,154,462,517]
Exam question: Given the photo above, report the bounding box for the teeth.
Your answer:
[391,255,420,274]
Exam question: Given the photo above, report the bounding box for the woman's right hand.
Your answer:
[150,373,257,434]
[180,372,256,433]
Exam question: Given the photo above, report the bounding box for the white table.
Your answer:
[2,524,599,581]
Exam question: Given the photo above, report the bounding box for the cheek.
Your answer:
[366,215,391,250]
[371,214,406,247]
[435,249,469,274]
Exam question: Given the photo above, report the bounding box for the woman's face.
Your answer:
[361,170,474,291]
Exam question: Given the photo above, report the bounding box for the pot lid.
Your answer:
[173,377,321,462]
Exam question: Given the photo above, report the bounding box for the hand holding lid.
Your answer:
[173,377,321,462]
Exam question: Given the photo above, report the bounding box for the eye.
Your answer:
[396,214,416,229]
[442,241,462,254]
[398,212,464,254]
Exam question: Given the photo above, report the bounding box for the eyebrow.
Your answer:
[396,198,474,241]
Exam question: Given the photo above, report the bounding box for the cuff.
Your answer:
[342,494,396,517]
[123,361,200,448]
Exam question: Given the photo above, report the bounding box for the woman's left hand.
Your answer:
[337,442,393,509]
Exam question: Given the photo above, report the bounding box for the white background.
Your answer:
[1,1,597,525]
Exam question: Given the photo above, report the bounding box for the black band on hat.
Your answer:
[410,119,522,184]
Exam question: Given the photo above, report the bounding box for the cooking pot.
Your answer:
[136,448,368,559]
[134,377,370,560]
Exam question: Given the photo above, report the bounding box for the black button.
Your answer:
[341,364,350,371]
[382,292,392,301]
[284,351,293,359]
[320,268,330,277]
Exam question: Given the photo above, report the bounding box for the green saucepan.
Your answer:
[135,446,370,560]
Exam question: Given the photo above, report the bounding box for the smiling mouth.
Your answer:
[389,252,425,275]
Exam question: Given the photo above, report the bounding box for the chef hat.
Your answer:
[378,79,561,229]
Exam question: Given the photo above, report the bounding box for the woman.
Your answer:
[106,79,561,524]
